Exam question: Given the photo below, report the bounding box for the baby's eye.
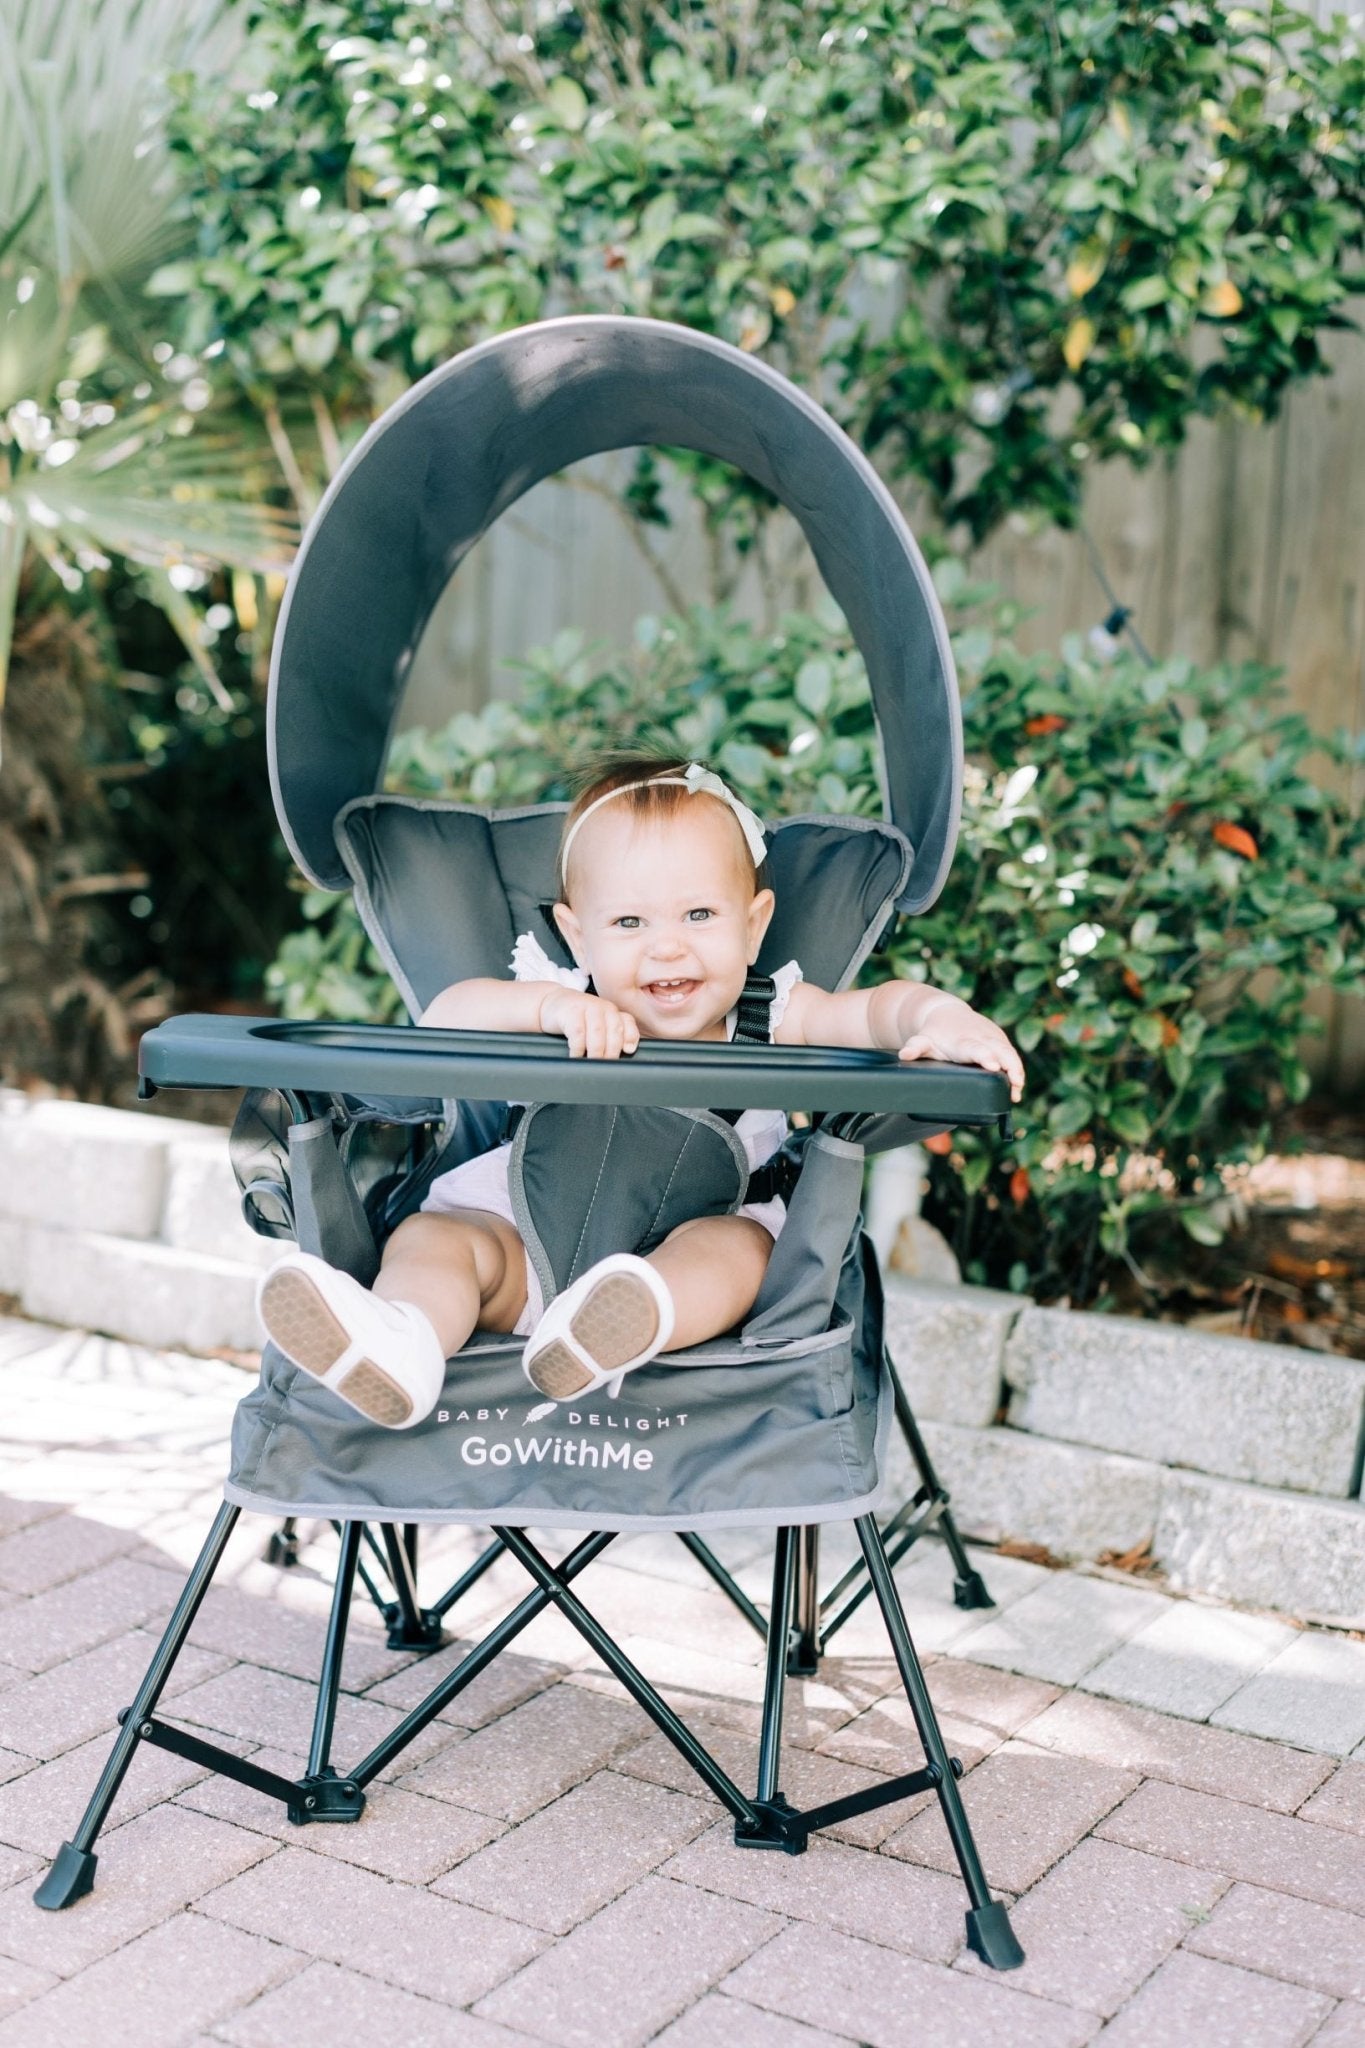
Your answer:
[613,915,641,930]
[686,908,714,923]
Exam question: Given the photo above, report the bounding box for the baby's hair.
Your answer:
[556,753,767,900]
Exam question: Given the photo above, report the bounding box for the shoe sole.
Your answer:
[260,1267,414,1427]
[527,1272,661,1399]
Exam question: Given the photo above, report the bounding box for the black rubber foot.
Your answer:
[382,1604,447,1652]
[265,1528,301,1568]
[965,1900,1025,1970]
[953,1570,995,1611]
[733,1796,808,1856]
[286,1773,366,1825]
[34,1842,97,1910]
[785,1635,820,1679]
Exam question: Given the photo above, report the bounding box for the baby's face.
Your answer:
[554,801,774,1040]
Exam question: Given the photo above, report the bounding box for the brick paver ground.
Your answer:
[1,1314,1364,2045]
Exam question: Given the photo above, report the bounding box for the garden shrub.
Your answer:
[160,0,1365,541]
[267,593,1365,1304]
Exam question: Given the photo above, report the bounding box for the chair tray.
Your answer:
[140,1013,1011,1122]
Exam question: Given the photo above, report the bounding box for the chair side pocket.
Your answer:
[742,1130,865,1343]
[287,1114,380,1283]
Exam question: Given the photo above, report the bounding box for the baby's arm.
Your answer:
[420,981,639,1059]
[779,979,1024,1103]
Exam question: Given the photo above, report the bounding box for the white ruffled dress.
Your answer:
[420,932,803,1335]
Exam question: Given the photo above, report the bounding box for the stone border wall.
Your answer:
[4,1091,1363,1622]
[886,1280,1365,1627]
[0,1091,271,1353]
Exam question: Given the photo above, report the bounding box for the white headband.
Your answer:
[560,762,767,877]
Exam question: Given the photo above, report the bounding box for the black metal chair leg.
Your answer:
[677,1533,768,1641]
[429,1534,506,1622]
[378,1523,445,1650]
[787,1526,821,1677]
[855,1512,1023,1969]
[756,1530,795,1803]
[294,1521,364,1822]
[890,1360,994,1610]
[35,1501,242,1909]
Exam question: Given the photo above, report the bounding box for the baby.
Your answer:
[258,756,1024,1428]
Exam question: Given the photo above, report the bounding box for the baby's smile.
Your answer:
[641,975,702,1005]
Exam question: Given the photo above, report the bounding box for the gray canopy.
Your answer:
[268,316,962,913]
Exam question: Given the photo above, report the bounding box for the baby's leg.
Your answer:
[647,1214,774,1347]
[258,1207,531,1429]
[375,1208,529,1357]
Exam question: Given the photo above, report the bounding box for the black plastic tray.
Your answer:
[139,1013,1012,1124]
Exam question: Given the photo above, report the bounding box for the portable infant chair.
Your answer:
[35,315,1022,1969]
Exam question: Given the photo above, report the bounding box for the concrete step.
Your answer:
[885,1273,1365,1504]
[883,1274,1019,1428]
[909,1419,1365,1629]
[1005,1304,1365,1500]
[0,1091,273,1353]
[16,1222,263,1354]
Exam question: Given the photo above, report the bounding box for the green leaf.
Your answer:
[546,76,588,130]
[1121,274,1171,311]
[147,261,199,297]
[1181,1207,1226,1246]
[1109,1103,1151,1145]
[292,317,340,372]
[1284,1061,1313,1104]
[795,658,832,716]
[1163,1044,1193,1089]
[951,627,993,672]
[1049,1094,1093,1137]
[1279,901,1338,933]
[718,740,770,790]
[668,213,726,244]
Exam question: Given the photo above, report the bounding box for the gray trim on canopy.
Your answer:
[268,315,961,912]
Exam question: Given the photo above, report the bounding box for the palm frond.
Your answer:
[0,0,238,300]
[14,404,298,570]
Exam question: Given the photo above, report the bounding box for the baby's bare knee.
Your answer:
[663,1212,773,1271]
[384,1210,491,1276]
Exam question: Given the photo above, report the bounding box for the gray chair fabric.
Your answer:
[226,1240,888,1534]
[336,797,912,1019]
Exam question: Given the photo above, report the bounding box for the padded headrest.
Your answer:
[337,798,911,1021]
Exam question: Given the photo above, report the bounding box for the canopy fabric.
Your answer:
[268,315,961,912]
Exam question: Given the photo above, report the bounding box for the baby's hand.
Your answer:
[899,1002,1025,1104]
[539,989,640,1060]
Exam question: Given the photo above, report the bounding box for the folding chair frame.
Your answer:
[34,1500,1022,1969]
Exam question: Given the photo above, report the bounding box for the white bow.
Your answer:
[559,762,767,875]
[670,763,767,867]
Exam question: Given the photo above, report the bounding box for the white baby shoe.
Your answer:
[522,1253,675,1401]
[257,1251,447,1429]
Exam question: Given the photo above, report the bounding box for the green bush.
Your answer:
[267,597,1365,1303]
[159,0,1365,540]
